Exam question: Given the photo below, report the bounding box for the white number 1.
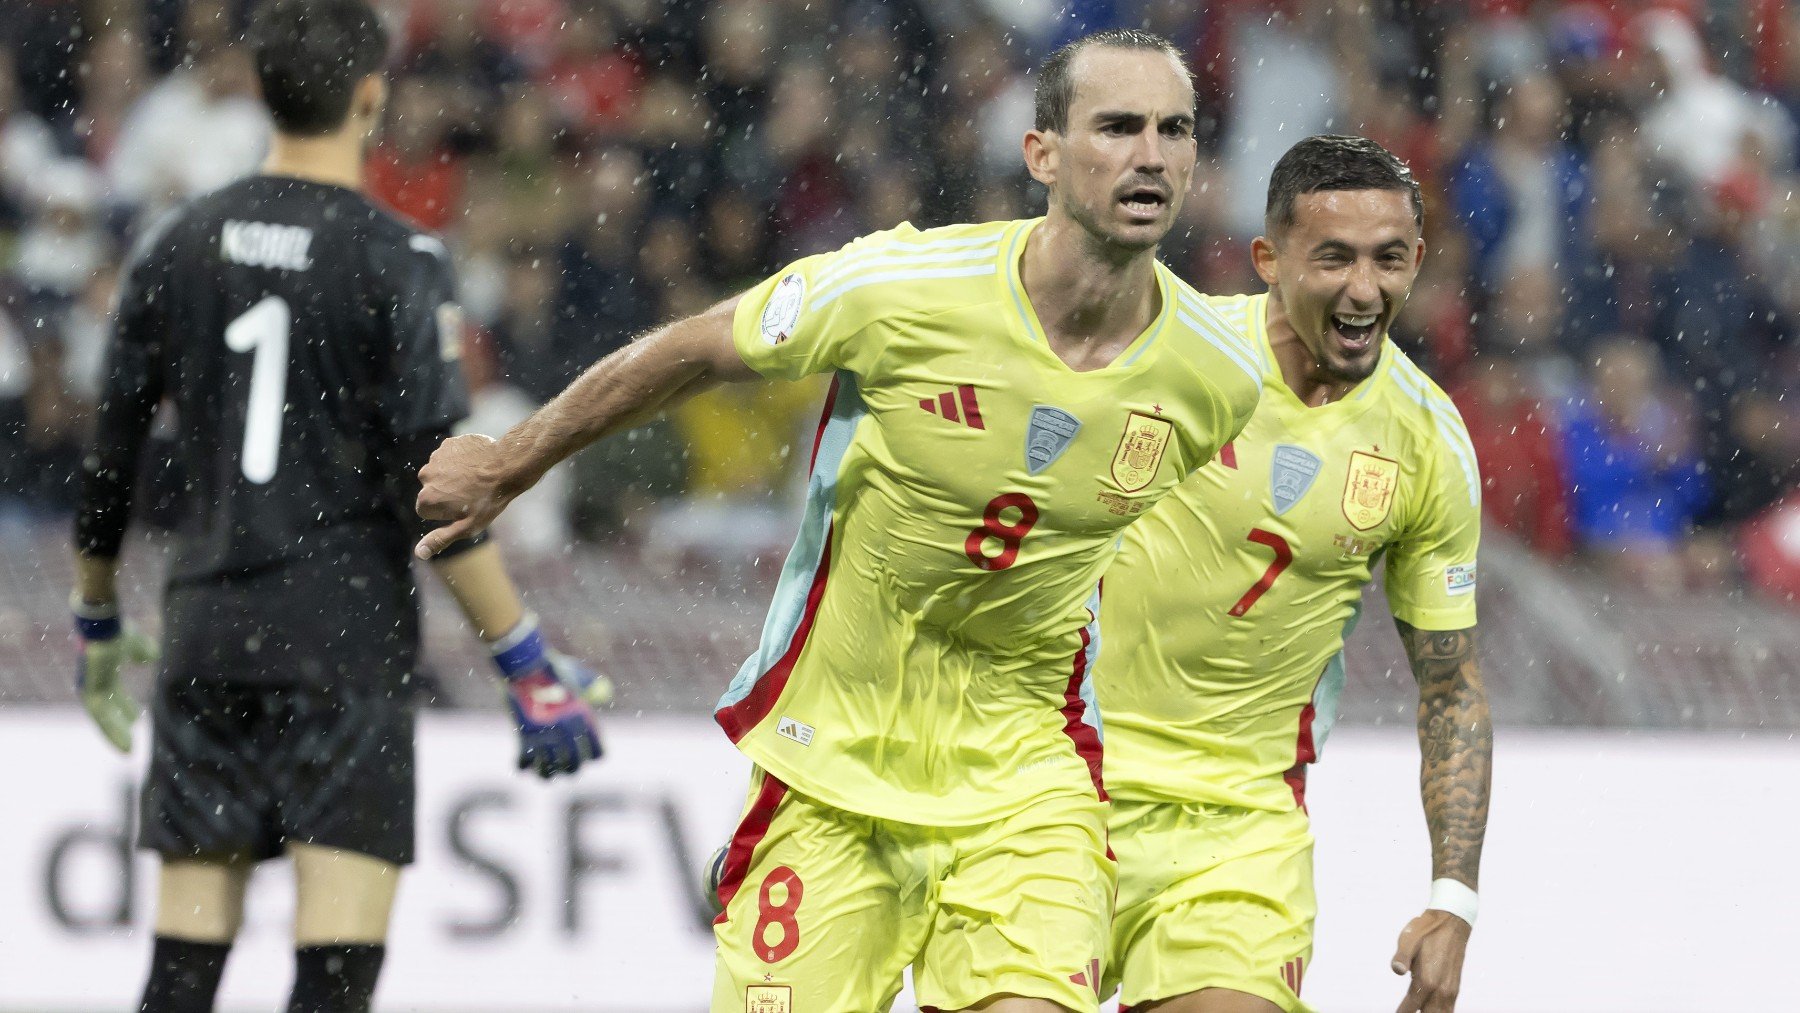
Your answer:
[223,295,290,484]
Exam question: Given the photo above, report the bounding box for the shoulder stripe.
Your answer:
[810,263,998,310]
[1177,294,1262,359]
[1176,310,1263,388]
[816,240,1002,290]
[1389,368,1480,504]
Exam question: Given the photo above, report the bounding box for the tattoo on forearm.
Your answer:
[1396,620,1492,890]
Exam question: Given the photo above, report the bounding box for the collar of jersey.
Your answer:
[998,217,1174,376]
[1253,291,1393,423]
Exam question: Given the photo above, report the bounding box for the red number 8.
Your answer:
[753,866,804,962]
[964,493,1039,571]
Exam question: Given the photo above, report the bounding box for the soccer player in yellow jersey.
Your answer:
[414,30,1265,1013]
[1097,136,1493,1013]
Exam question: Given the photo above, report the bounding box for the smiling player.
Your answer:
[1097,136,1493,1013]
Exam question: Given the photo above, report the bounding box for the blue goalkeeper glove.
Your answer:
[72,594,158,753]
[490,613,609,779]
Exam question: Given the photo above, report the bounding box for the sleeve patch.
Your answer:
[760,273,806,344]
[435,302,464,361]
[1444,562,1477,596]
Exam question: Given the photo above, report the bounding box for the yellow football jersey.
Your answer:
[714,219,1264,826]
[1098,292,1481,812]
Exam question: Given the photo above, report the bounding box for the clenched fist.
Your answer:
[415,433,517,559]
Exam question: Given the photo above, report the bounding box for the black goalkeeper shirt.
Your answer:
[75,176,482,686]
[78,174,474,573]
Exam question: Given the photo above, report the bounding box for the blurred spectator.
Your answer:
[764,62,856,257]
[365,75,465,230]
[9,0,83,128]
[402,0,524,114]
[554,144,652,372]
[1651,172,1794,527]
[0,49,59,228]
[700,0,779,195]
[1739,491,1800,607]
[699,186,772,290]
[1482,266,1580,398]
[1561,336,1712,590]
[1563,120,1673,351]
[1448,73,1589,293]
[74,29,150,165]
[54,261,117,407]
[105,37,266,222]
[1452,348,1573,559]
[536,3,640,136]
[1639,10,1795,193]
[940,21,1034,181]
[1216,0,1349,238]
[13,160,110,301]
[634,69,716,216]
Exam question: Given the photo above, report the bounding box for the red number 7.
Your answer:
[1228,528,1292,617]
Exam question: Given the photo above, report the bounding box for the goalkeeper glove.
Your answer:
[490,612,608,779]
[72,594,158,753]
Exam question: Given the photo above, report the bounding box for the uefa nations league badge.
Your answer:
[1025,406,1082,474]
[760,273,806,345]
[1271,444,1323,514]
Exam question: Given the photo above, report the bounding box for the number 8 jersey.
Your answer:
[716,220,1262,826]
[1097,293,1482,813]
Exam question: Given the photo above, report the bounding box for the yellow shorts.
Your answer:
[1106,799,1315,1013]
[711,767,1115,1013]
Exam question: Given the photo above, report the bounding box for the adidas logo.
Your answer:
[919,384,985,430]
[1281,954,1306,995]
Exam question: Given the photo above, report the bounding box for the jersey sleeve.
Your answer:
[74,219,174,558]
[374,232,470,436]
[730,227,915,381]
[1384,414,1483,631]
[1172,291,1265,467]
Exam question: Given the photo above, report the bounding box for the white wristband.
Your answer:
[1427,877,1479,927]
[488,611,541,656]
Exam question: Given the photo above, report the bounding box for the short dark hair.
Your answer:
[1033,29,1191,133]
[246,0,389,135]
[1265,134,1424,238]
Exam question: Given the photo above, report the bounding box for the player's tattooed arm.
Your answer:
[1396,620,1492,890]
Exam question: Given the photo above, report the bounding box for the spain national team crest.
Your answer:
[745,985,791,1013]
[1342,450,1399,530]
[1110,411,1173,492]
[1270,444,1322,514]
[1026,405,1082,474]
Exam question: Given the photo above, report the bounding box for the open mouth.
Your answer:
[1330,312,1380,352]
[1119,187,1168,221]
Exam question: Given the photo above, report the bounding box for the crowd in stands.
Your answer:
[0,0,1795,605]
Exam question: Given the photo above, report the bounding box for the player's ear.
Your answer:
[1023,128,1058,187]
[1251,234,1280,287]
[1411,236,1426,272]
[352,76,388,134]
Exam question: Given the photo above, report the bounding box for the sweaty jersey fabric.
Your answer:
[1099,293,1481,812]
[76,175,474,688]
[715,219,1264,826]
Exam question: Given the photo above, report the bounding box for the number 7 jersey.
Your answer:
[1097,292,1482,812]
[716,219,1263,826]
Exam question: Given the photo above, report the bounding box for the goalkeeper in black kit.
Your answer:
[69,2,607,1011]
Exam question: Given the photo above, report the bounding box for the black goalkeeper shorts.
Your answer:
[139,679,417,866]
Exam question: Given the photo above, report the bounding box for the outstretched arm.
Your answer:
[1390,619,1492,1013]
[414,294,756,558]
